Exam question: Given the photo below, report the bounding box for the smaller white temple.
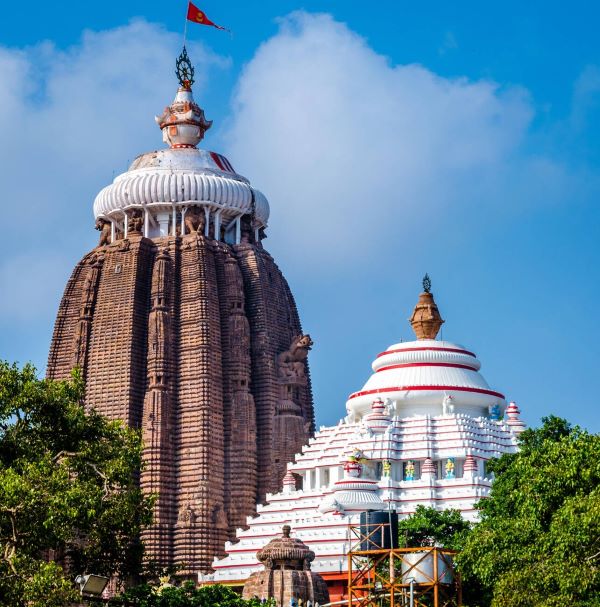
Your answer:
[209,277,525,596]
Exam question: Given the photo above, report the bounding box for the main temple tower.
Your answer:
[46,49,314,573]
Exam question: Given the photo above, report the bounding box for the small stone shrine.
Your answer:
[242,526,329,606]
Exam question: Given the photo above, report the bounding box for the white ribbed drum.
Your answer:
[92,148,270,227]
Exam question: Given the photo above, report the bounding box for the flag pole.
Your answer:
[182,1,189,48]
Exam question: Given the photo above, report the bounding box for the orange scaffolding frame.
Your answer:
[346,523,461,607]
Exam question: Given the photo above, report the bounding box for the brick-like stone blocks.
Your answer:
[47,234,313,573]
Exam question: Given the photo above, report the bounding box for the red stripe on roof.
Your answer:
[348,385,505,400]
[221,155,235,172]
[377,346,476,358]
[376,362,479,373]
[210,151,227,171]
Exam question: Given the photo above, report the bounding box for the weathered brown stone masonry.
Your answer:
[47,233,313,573]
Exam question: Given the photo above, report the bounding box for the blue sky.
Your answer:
[0,1,599,432]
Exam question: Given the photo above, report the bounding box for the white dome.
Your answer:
[93,148,269,227]
[346,339,505,419]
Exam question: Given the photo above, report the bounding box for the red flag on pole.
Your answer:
[186,2,228,31]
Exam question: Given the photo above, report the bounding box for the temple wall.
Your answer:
[173,235,227,572]
[140,242,177,566]
[215,246,258,534]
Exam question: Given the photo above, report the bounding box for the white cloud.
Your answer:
[570,64,600,131]
[223,12,570,268]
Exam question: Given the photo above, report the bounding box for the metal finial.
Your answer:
[422,273,431,294]
[176,46,195,89]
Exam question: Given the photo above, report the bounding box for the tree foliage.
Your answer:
[109,581,274,607]
[397,505,471,551]
[0,361,154,606]
[457,416,600,607]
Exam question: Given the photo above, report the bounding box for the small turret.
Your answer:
[505,401,526,434]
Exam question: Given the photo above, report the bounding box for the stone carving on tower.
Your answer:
[277,334,313,382]
[95,218,111,246]
[183,205,205,234]
[273,335,314,486]
[127,209,143,234]
[46,48,314,574]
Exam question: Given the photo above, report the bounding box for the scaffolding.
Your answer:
[347,523,462,607]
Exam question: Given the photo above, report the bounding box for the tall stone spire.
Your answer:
[47,42,313,574]
[409,274,444,340]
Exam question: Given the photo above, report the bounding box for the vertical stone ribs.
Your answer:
[235,245,313,498]
[215,246,257,534]
[72,254,104,372]
[83,237,153,426]
[47,252,96,380]
[140,244,176,567]
[174,236,227,573]
[46,236,314,572]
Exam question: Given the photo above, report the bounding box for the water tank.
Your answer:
[401,551,454,585]
[359,510,399,550]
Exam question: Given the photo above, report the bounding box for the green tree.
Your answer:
[109,581,274,607]
[457,416,600,607]
[0,361,154,606]
[397,505,471,550]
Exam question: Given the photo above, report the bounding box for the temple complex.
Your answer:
[46,48,314,573]
[210,279,526,602]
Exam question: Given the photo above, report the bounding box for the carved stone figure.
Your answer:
[178,503,196,526]
[240,214,254,244]
[184,206,206,234]
[95,218,111,246]
[278,335,313,382]
[128,209,143,234]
